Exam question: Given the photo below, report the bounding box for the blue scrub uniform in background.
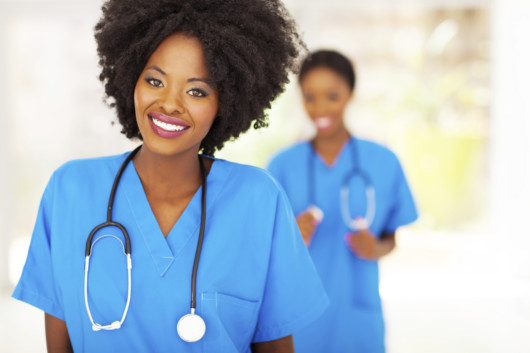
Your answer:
[268,137,417,353]
[13,151,329,352]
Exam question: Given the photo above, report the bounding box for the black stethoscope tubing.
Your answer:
[85,145,141,258]
[191,152,206,311]
[85,144,207,332]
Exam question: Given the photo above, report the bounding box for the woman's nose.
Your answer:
[160,90,185,115]
[311,100,328,116]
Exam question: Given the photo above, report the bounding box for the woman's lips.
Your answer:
[148,112,190,139]
[314,117,332,130]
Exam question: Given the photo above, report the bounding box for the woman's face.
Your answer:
[300,67,353,138]
[134,33,219,157]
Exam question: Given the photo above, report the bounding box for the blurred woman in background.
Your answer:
[268,50,418,352]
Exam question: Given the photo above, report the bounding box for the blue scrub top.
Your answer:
[268,138,417,353]
[13,151,329,352]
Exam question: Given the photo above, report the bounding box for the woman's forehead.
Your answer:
[145,33,209,76]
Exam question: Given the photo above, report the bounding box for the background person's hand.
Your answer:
[296,211,318,246]
[345,226,396,260]
[345,228,378,259]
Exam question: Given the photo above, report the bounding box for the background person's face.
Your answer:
[300,67,352,139]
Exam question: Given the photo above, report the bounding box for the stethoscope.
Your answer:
[308,137,376,231]
[84,145,207,342]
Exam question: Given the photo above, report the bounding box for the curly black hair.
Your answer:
[95,0,304,156]
[299,50,356,92]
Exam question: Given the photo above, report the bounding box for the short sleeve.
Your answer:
[383,161,418,233]
[266,155,284,185]
[12,174,65,320]
[252,187,329,342]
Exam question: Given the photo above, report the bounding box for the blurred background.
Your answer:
[1,0,529,352]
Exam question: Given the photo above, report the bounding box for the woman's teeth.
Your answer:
[315,117,332,129]
[152,118,186,132]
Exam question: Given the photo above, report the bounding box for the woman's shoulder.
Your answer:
[213,158,285,194]
[268,141,310,166]
[52,152,129,183]
[355,138,399,163]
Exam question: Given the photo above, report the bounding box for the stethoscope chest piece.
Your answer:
[177,311,206,342]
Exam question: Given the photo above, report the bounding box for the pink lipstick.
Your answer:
[147,112,190,139]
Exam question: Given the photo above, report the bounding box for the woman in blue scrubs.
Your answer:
[268,50,418,352]
[13,1,329,352]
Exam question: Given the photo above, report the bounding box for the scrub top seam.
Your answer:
[120,158,228,277]
[164,158,228,260]
[12,285,65,320]
[117,155,177,277]
[121,183,176,277]
[307,138,354,170]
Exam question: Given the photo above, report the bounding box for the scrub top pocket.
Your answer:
[200,292,260,353]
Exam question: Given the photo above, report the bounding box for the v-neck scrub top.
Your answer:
[268,138,417,353]
[13,151,329,352]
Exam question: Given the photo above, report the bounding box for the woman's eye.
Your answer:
[187,88,208,97]
[328,93,339,101]
[145,78,163,87]
[304,95,315,103]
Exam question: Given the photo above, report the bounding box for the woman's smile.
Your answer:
[134,33,219,157]
[314,116,333,130]
[300,66,352,139]
[148,112,190,138]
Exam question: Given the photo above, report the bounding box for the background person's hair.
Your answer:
[95,0,304,156]
[298,50,356,91]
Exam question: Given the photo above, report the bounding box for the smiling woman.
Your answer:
[132,33,220,237]
[268,50,418,353]
[133,34,219,161]
[11,1,329,352]
[300,66,353,148]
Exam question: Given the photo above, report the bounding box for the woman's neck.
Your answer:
[312,128,351,166]
[133,146,203,200]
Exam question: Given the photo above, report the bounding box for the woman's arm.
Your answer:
[45,313,73,353]
[251,335,294,353]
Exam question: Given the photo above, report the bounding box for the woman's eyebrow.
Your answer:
[145,65,166,75]
[144,66,215,88]
[188,78,215,88]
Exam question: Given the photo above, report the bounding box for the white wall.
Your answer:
[490,0,530,275]
[0,9,12,292]
[0,0,135,291]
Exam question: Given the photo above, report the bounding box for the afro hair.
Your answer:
[95,0,305,155]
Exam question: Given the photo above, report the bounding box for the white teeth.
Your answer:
[152,118,186,132]
[315,117,332,129]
